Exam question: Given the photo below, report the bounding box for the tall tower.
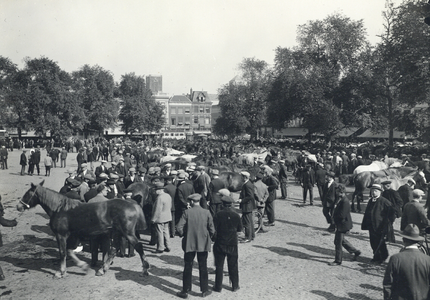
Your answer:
[146,75,163,94]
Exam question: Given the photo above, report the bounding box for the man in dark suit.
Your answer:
[95,160,109,177]
[207,169,226,216]
[398,178,415,208]
[278,160,288,199]
[20,150,27,175]
[163,176,177,238]
[381,180,404,218]
[33,147,41,175]
[124,167,137,188]
[213,195,242,293]
[401,189,429,231]
[239,171,256,243]
[315,163,327,200]
[193,170,208,209]
[176,194,215,299]
[383,224,430,300]
[322,171,338,232]
[175,173,195,223]
[361,184,396,264]
[301,164,315,205]
[328,185,361,266]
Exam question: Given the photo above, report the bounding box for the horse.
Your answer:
[351,167,419,212]
[218,172,245,192]
[17,181,150,278]
[353,161,388,176]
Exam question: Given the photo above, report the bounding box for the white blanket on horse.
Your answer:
[180,154,197,162]
[160,156,177,163]
[166,148,184,156]
[353,161,388,176]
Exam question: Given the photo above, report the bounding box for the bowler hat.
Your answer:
[400,224,424,241]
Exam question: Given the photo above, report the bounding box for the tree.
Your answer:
[117,73,164,135]
[267,14,371,142]
[72,65,118,136]
[370,0,430,146]
[214,58,270,139]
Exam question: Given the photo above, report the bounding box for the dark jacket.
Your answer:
[240,180,256,213]
[397,184,413,208]
[175,181,195,211]
[333,195,353,233]
[213,206,242,246]
[383,248,430,300]
[382,189,404,218]
[262,175,278,202]
[315,168,327,186]
[361,196,396,234]
[164,183,177,212]
[20,152,27,166]
[322,181,337,208]
[301,168,315,187]
[208,178,226,205]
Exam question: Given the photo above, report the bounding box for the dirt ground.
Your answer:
[0,149,406,300]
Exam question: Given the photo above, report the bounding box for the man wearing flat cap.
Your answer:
[207,169,226,217]
[278,160,288,200]
[124,167,137,188]
[95,160,109,178]
[361,184,396,264]
[212,195,242,293]
[176,193,215,298]
[383,224,430,300]
[401,189,429,232]
[151,182,172,253]
[239,171,256,242]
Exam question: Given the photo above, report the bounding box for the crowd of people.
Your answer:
[2,136,430,298]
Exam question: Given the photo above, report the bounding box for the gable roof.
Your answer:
[169,95,191,103]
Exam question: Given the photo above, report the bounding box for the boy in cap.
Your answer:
[176,193,215,298]
[213,195,242,293]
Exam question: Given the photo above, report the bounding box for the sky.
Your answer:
[1,0,403,95]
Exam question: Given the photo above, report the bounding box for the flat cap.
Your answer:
[187,193,202,202]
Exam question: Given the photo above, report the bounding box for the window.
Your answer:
[185,117,190,125]
[171,107,176,114]
[171,118,176,125]
[194,106,199,113]
[205,117,210,125]
[199,107,204,113]
[185,108,190,114]
[178,116,183,125]
[178,107,183,114]
[206,107,210,113]
[194,116,198,124]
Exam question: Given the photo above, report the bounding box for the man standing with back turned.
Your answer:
[176,193,215,299]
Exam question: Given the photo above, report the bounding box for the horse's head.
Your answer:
[17,180,44,212]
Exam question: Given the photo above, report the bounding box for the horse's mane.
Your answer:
[36,186,82,212]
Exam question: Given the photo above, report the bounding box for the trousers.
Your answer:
[242,212,254,240]
[182,251,208,293]
[213,243,239,291]
[334,231,358,263]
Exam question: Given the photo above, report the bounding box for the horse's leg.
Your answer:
[131,235,150,276]
[54,235,68,279]
[97,232,118,276]
[66,236,89,274]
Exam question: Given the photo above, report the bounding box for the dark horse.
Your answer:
[17,181,150,278]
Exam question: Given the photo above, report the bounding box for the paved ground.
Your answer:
[0,149,408,299]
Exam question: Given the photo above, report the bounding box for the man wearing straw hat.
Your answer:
[383,224,430,300]
[361,184,396,264]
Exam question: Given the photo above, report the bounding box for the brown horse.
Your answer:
[17,181,150,278]
[351,167,419,212]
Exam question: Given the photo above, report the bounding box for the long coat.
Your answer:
[207,178,226,205]
[333,195,353,233]
[176,205,215,253]
[322,181,338,208]
[175,181,195,211]
[20,152,27,166]
[382,189,404,218]
[361,196,396,242]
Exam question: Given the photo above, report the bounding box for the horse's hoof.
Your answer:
[141,269,149,276]
[54,272,66,279]
[95,269,104,276]
[142,261,150,270]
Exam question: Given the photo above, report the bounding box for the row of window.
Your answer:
[171,116,210,126]
[170,106,211,114]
